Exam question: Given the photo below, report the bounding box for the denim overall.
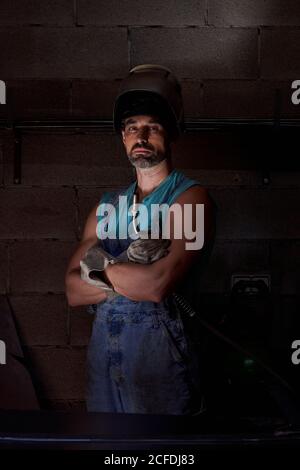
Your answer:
[86,169,204,415]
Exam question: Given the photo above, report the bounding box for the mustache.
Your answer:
[131,142,155,152]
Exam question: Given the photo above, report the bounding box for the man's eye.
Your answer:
[149,126,159,132]
[127,126,137,133]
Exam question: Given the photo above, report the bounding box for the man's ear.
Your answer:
[121,129,126,144]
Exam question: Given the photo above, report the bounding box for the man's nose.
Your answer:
[136,126,149,142]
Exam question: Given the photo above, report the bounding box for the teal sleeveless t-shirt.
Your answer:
[97,168,201,250]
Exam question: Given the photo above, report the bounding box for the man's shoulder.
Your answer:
[172,184,210,205]
[98,185,132,206]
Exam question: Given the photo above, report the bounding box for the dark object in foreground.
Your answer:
[0,400,300,451]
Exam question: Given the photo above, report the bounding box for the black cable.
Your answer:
[172,293,296,396]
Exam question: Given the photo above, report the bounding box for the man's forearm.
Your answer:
[104,237,200,302]
[104,262,164,302]
[65,268,108,307]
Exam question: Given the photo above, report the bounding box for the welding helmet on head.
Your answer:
[113,64,184,141]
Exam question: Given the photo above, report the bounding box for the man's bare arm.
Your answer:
[65,203,108,307]
[105,186,214,302]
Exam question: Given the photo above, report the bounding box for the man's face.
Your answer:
[121,115,169,169]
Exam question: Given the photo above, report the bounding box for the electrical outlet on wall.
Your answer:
[231,273,271,294]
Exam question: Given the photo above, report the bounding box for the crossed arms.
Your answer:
[65,185,214,306]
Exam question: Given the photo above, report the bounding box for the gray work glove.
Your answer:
[80,243,122,300]
[127,232,171,264]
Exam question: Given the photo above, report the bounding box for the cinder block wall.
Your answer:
[0,1,300,409]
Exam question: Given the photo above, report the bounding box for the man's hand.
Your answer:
[80,242,120,300]
[127,235,171,264]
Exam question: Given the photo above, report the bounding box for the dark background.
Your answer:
[0,0,299,411]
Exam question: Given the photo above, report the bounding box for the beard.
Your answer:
[127,143,166,169]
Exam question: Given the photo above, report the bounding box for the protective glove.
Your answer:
[127,232,171,264]
[80,243,121,300]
